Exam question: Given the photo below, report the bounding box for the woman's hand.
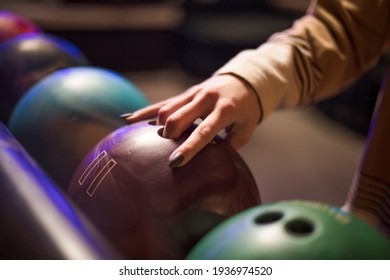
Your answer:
[122,73,262,168]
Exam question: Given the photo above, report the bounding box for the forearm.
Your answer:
[215,0,390,121]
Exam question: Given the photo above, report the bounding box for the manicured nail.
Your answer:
[168,153,184,168]
[119,112,133,120]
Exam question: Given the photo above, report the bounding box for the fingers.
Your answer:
[168,110,232,168]
[121,86,200,125]
[225,123,255,150]
[156,90,197,126]
[161,101,204,139]
[161,88,219,139]
[120,74,261,169]
[169,120,256,168]
[120,100,168,124]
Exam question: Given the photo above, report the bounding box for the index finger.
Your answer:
[120,100,169,124]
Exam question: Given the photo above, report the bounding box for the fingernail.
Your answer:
[119,112,133,120]
[168,153,183,168]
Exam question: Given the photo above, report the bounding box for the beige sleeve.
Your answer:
[215,0,390,121]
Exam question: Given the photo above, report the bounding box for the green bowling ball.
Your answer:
[8,66,149,191]
[187,200,390,259]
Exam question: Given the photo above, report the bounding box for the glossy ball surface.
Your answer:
[0,122,119,260]
[68,120,261,259]
[187,200,390,259]
[0,33,88,122]
[0,11,41,43]
[8,67,148,190]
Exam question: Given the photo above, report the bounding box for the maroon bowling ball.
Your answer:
[68,120,261,259]
[0,11,42,43]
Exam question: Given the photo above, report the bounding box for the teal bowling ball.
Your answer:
[8,66,149,191]
[187,200,390,259]
[0,33,88,122]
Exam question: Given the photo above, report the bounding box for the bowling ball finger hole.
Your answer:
[285,218,315,237]
[254,211,284,224]
[147,120,165,137]
[157,128,164,137]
